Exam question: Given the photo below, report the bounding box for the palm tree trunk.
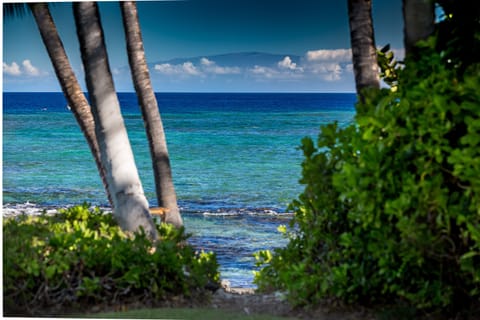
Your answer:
[29,3,113,208]
[73,1,157,239]
[403,0,435,57]
[120,1,183,228]
[347,0,380,98]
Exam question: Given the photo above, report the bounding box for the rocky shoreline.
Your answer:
[211,280,292,317]
[210,281,375,320]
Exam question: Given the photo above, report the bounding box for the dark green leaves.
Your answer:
[254,43,480,316]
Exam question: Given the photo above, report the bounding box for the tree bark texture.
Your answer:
[347,0,380,97]
[73,2,157,239]
[120,1,183,228]
[403,0,435,57]
[30,3,113,208]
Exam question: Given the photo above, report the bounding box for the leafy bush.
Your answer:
[255,43,480,317]
[3,204,219,315]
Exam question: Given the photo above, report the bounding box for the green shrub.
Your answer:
[255,43,480,316]
[3,204,219,315]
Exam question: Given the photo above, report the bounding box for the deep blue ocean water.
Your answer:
[3,92,356,287]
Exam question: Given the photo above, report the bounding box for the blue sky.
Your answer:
[3,0,404,92]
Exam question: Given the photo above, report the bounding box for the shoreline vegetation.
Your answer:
[0,212,360,320]
[3,201,291,289]
[0,205,310,319]
[3,205,220,316]
[2,203,376,319]
[1,205,375,320]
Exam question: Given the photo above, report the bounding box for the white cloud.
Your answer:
[307,47,404,63]
[247,50,352,82]
[182,61,201,76]
[306,49,352,62]
[324,64,342,81]
[310,62,340,74]
[310,62,343,81]
[302,49,354,82]
[154,61,202,76]
[155,58,241,77]
[200,57,214,66]
[277,56,303,72]
[3,62,21,76]
[303,47,404,82]
[154,63,176,75]
[210,65,241,75]
[249,65,279,79]
[3,60,45,77]
[200,57,241,75]
[249,56,307,81]
[22,60,40,76]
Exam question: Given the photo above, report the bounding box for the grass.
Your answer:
[82,307,296,320]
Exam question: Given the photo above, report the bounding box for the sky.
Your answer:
[3,0,405,92]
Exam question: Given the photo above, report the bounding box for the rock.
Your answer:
[211,286,292,317]
[227,287,255,295]
[220,279,231,290]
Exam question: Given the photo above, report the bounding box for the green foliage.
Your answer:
[255,43,480,316]
[377,44,400,91]
[3,204,219,315]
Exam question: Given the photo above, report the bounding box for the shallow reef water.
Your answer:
[3,92,356,287]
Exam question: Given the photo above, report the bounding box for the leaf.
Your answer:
[301,137,315,157]
[277,225,287,234]
[45,265,56,279]
[362,127,375,140]
[461,251,479,260]
[381,44,391,53]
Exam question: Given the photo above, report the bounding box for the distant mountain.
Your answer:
[149,51,302,68]
[112,51,355,92]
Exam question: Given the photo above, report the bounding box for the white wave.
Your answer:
[2,202,57,217]
[2,202,112,218]
[201,208,291,217]
[202,211,240,217]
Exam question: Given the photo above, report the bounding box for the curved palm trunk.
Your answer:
[29,3,113,208]
[403,0,435,57]
[347,0,380,98]
[120,1,183,228]
[73,2,157,239]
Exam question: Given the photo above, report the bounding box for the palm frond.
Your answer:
[3,3,30,19]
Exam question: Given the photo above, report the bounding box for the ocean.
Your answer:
[3,92,356,287]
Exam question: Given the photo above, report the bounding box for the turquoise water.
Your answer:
[3,92,356,286]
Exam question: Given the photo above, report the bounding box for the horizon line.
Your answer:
[3,90,357,94]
